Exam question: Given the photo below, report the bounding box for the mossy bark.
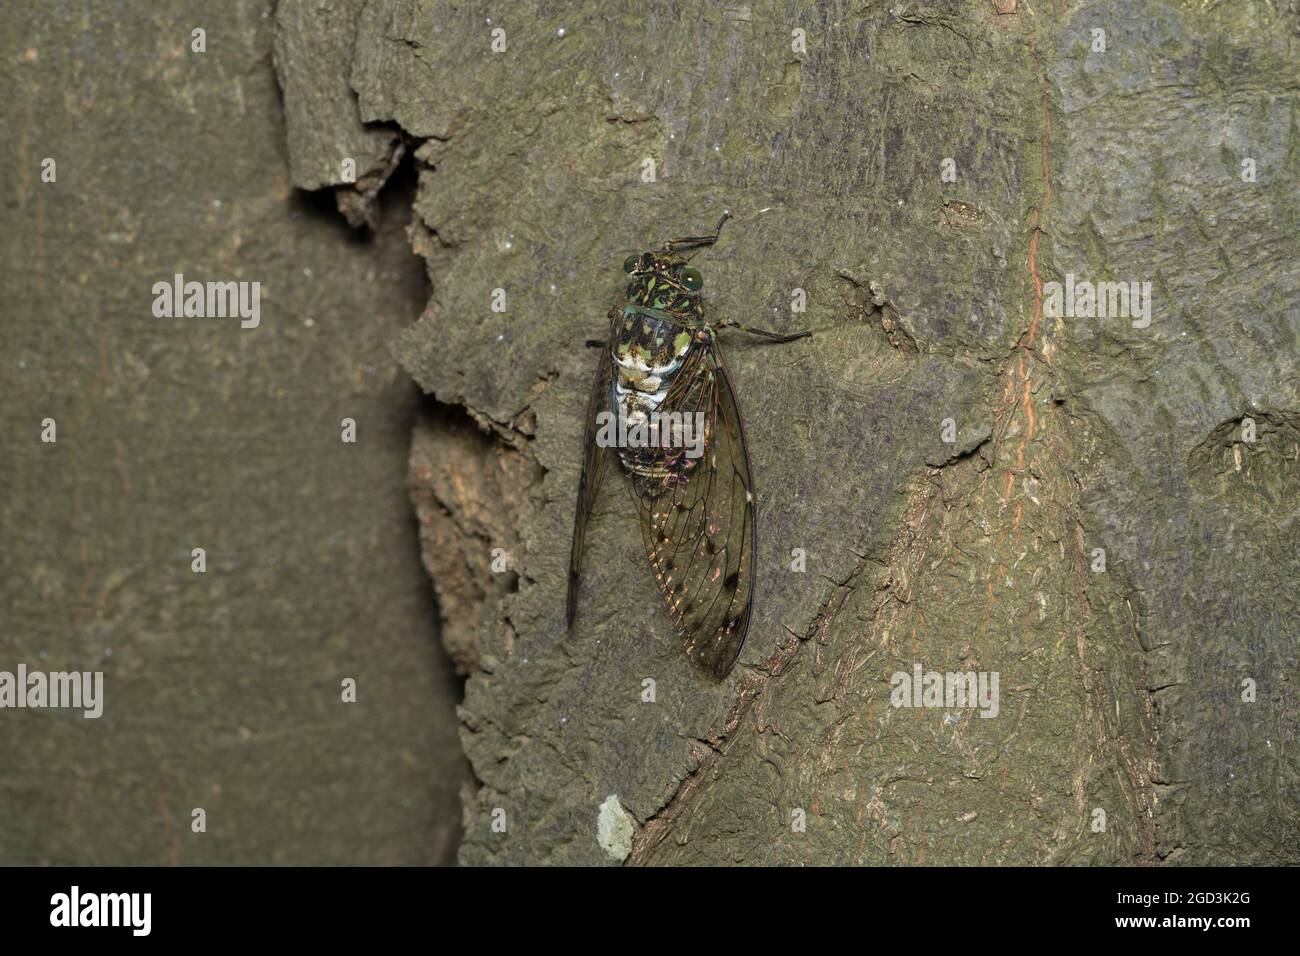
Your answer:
[290,0,1294,865]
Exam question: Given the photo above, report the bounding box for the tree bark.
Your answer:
[2,0,465,865]
[276,0,1299,865]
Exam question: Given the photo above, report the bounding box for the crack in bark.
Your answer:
[625,548,874,864]
[625,474,939,864]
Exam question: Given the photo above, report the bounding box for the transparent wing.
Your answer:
[634,337,756,678]
[566,314,617,628]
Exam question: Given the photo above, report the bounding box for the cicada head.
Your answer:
[622,250,706,320]
[620,212,730,323]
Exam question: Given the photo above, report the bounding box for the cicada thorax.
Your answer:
[609,305,713,490]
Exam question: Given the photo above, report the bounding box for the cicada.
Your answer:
[566,213,810,678]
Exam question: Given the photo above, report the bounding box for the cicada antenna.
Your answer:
[663,211,732,256]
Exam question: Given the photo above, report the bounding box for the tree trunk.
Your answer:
[299,0,1295,865]
[1,0,465,865]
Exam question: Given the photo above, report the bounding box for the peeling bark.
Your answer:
[408,406,544,674]
[273,0,405,225]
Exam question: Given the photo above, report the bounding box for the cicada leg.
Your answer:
[714,319,812,344]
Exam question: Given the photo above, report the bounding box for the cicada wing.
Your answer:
[566,315,617,628]
[634,337,756,679]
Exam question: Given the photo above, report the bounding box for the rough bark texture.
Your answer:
[14,0,1285,868]
[1,1,465,864]
[269,0,1297,866]
[274,0,406,225]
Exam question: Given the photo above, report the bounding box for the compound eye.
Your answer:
[623,255,640,273]
[680,267,703,291]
